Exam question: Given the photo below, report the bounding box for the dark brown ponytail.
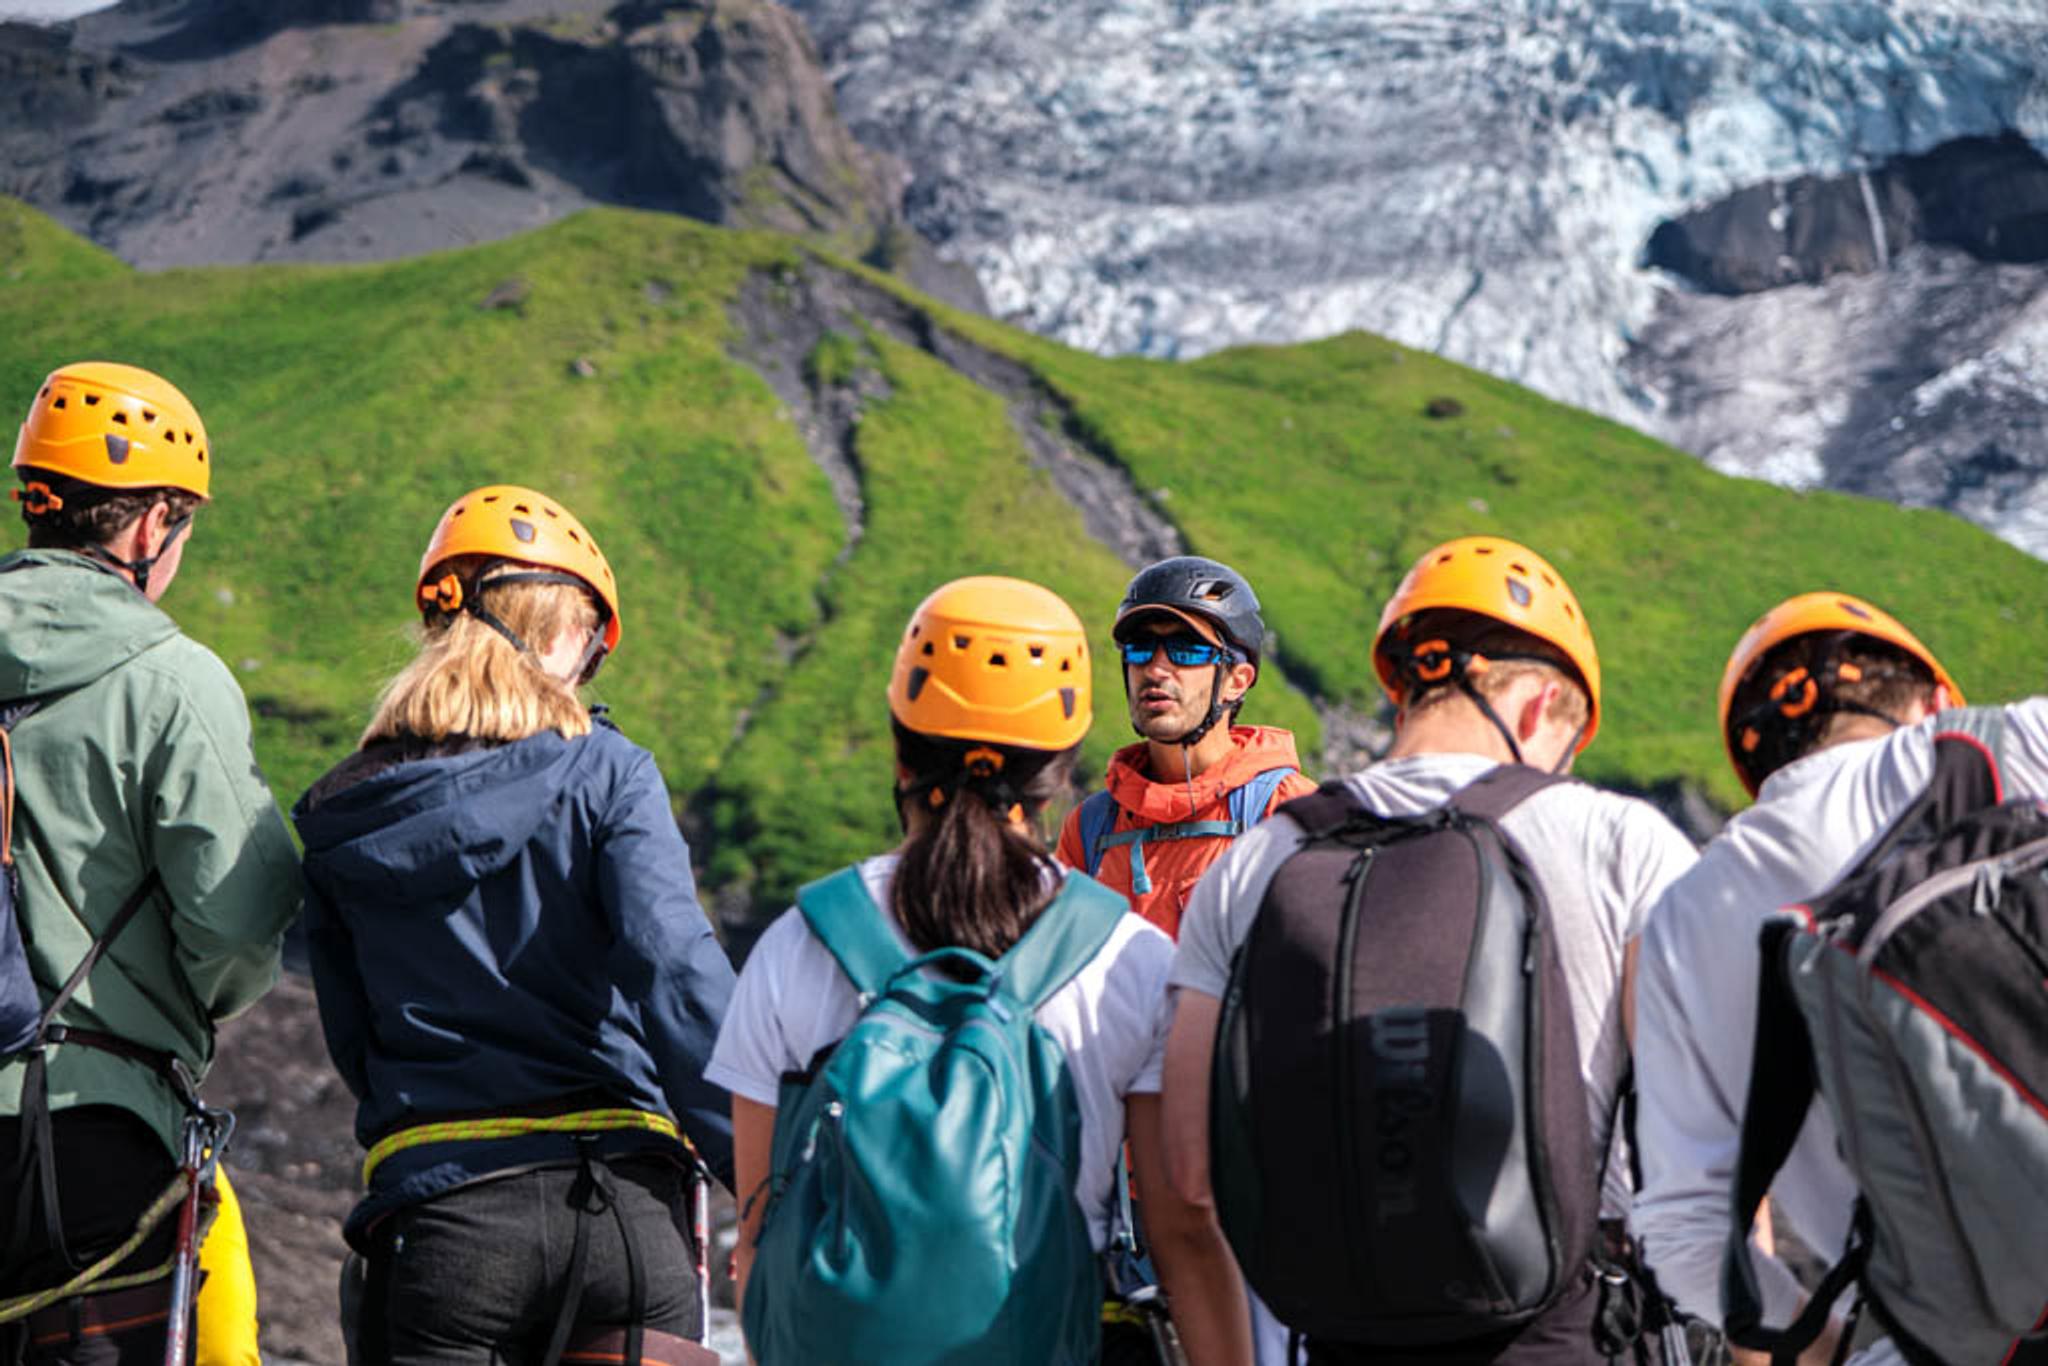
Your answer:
[889,718,1081,961]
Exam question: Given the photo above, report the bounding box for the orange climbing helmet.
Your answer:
[13,362,211,499]
[1372,535,1602,750]
[417,485,622,652]
[1718,591,1961,796]
[888,576,1092,751]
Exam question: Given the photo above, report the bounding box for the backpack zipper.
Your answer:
[1333,842,1377,1297]
[1858,835,2048,964]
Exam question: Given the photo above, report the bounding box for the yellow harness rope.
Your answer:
[0,1172,190,1324]
[361,1109,680,1186]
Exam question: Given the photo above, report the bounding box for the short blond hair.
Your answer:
[362,558,600,747]
[1394,609,1592,732]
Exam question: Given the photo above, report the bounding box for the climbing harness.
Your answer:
[361,1108,679,1186]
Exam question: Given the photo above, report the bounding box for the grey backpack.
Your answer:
[1725,708,2048,1366]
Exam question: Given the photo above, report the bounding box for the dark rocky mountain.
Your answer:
[1630,135,2048,549]
[0,0,982,309]
[1646,134,2048,295]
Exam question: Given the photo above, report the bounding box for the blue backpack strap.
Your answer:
[1228,765,1295,831]
[1075,789,1120,877]
[1101,822,1232,895]
[1100,767,1297,895]
[995,872,1129,1009]
[795,865,909,1000]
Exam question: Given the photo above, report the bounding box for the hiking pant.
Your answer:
[356,1156,702,1366]
[0,1106,183,1366]
[1301,1278,1602,1366]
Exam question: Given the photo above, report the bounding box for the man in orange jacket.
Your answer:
[1059,555,1314,1364]
[1057,555,1316,940]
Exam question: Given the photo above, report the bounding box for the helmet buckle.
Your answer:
[12,482,64,516]
[419,572,465,614]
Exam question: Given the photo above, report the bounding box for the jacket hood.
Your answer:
[293,730,593,903]
[0,550,183,699]
[1104,724,1304,824]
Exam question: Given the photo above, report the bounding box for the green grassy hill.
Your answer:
[4,195,2044,933]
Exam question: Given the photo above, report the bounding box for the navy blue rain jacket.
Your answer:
[293,717,735,1248]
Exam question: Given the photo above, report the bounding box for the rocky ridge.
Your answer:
[0,0,983,308]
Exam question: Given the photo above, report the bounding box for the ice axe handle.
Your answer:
[690,1157,711,1346]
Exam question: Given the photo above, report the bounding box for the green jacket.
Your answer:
[0,549,300,1157]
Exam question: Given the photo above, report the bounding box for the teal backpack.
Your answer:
[743,864,1128,1366]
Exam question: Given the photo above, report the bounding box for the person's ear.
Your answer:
[1516,678,1563,743]
[1220,659,1257,703]
[115,499,173,560]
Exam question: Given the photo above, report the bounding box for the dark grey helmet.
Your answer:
[1112,556,1265,667]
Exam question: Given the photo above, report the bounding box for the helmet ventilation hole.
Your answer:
[111,411,127,424]
[953,635,970,650]
[921,641,935,656]
[1029,645,1044,659]
[143,410,157,423]
[1059,658,1072,672]
[482,494,499,504]
[52,397,66,409]
[83,393,99,406]
[988,653,1007,668]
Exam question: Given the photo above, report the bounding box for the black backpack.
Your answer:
[1726,708,2048,1366]
[1211,766,1599,1349]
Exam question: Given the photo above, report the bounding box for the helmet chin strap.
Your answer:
[1167,660,1232,749]
[424,568,610,682]
[87,512,192,598]
[1398,640,1578,773]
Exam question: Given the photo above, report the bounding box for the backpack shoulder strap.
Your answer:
[1273,778,1372,839]
[1721,918,1850,1355]
[1851,706,2007,874]
[0,700,42,881]
[1225,766,1295,831]
[1929,704,2006,809]
[34,869,166,1042]
[796,865,909,1000]
[1448,763,1573,824]
[997,872,1128,1010]
[1075,790,1120,877]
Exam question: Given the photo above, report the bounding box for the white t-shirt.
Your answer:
[1631,700,2048,1341]
[706,854,1174,1250]
[1171,751,1699,1217]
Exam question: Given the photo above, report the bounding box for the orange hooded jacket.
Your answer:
[1056,725,1317,939]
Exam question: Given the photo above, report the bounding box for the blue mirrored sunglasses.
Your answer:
[1119,636,1230,667]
